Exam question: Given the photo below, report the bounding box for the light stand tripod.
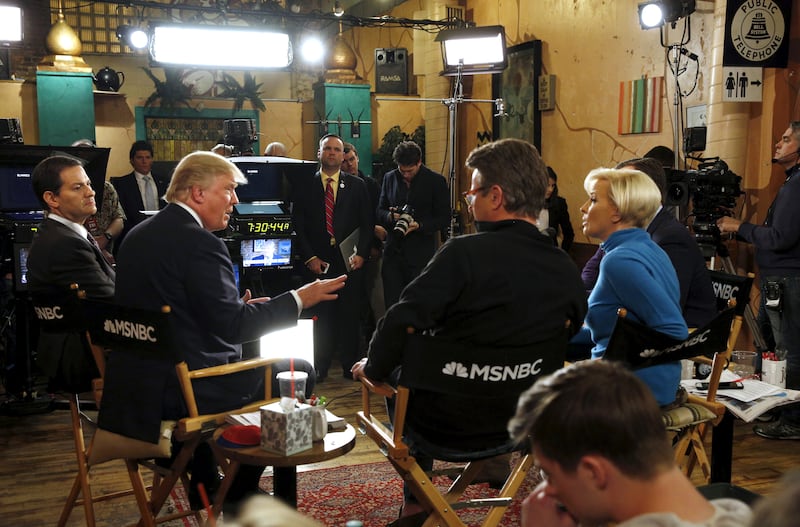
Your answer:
[376,61,507,238]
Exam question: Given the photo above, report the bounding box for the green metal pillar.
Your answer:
[36,71,95,146]
[313,83,373,176]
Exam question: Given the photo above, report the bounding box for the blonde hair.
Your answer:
[584,168,661,228]
[165,151,246,203]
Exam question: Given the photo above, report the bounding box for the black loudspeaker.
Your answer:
[0,118,23,144]
[375,48,408,95]
[684,126,707,153]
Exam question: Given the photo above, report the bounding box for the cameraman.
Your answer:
[378,141,450,309]
[717,122,800,441]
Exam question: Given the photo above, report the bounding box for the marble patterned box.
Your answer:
[260,401,312,455]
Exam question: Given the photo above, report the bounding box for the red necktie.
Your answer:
[325,177,335,238]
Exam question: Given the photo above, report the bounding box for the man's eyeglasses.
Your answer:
[462,186,487,206]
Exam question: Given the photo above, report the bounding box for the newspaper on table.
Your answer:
[683,369,800,422]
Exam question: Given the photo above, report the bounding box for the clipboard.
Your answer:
[339,228,360,271]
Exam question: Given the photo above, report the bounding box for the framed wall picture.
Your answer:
[492,40,542,150]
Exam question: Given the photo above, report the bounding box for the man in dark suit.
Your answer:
[111,140,169,252]
[377,140,450,309]
[111,151,346,507]
[342,142,386,339]
[581,157,716,329]
[27,155,116,391]
[293,134,373,381]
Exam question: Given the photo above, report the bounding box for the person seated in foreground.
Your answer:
[748,470,800,527]
[508,360,752,527]
[352,138,587,517]
[581,157,716,328]
[107,151,346,511]
[570,167,688,406]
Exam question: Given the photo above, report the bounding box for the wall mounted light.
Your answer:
[435,25,507,76]
[638,0,696,29]
[0,5,23,43]
[150,24,293,69]
[116,24,148,50]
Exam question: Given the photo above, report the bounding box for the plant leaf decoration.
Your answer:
[142,67,194,110]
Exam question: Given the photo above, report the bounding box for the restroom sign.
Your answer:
[722,67,763,102]
[723,0,792,68]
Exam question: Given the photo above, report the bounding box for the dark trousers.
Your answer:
[759,274,800,423]
[309,266,365,376]
[382,251,424,310]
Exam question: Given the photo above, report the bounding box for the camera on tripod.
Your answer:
[393,204,416,236]
[667,158,743,258]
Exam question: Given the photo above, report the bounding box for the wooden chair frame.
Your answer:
[674,307,743,481]
[175,356,279,520]
[87,300,279,527]
[357,379,534,527]
[28,285,143,527]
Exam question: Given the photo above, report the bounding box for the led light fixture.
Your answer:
[116,24,148,50]
[150,25,293,69]
[0,5,23,42]
[435,25,507,76]
[638,0,696,29]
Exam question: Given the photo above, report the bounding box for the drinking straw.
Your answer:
[197,482,215,527]
[290,357,295,400]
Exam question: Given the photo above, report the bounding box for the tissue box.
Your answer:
[260,402,313,455]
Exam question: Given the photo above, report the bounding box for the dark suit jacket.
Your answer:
[27,218,116,300]
[27,218,115,391]
[581,208,716,327]
[111,172,169,253]
[378,165,450,269]
[546,195,574,251]
[292,171,373,276]
[110,204,300,421]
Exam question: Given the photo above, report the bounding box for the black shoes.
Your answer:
[754,419,800,440]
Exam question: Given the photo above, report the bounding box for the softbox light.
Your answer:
[435,25,507,76]
[0,5,23,43]
[150,24,293,69]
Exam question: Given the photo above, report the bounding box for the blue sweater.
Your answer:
[581,228,688,405]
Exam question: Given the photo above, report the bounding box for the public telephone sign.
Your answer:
[723,0,792,68]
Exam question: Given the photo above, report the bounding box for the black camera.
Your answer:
[393,204,416,236]
[669,158,743,258]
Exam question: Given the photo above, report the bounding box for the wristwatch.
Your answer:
[103,232,113,242]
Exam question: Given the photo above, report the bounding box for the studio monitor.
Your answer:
[375,48,408,95]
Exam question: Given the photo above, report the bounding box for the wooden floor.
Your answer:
[1,365,799,526]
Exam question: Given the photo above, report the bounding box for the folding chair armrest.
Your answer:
[356,376,409,459]
[360,376,397,399]
[182,357,277,379]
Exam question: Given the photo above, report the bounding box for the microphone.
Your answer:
[494,98,508,118]
[771,149,800,164]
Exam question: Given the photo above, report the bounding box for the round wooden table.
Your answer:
[212,424,356,508]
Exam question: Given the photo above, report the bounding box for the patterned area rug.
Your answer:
[166,460,539,527]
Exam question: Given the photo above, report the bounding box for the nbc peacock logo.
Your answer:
[442,361,469,378]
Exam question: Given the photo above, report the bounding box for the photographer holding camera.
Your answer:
[717,122,800,440]
[378,141,450,309]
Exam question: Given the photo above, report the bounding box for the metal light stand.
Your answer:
[376,60,507,238]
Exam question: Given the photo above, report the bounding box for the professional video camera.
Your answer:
[669,158,743,258]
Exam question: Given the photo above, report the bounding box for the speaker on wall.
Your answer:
[375,48,408,95]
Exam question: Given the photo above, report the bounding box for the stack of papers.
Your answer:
[226,408,347,431]
[683,370,800,422]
